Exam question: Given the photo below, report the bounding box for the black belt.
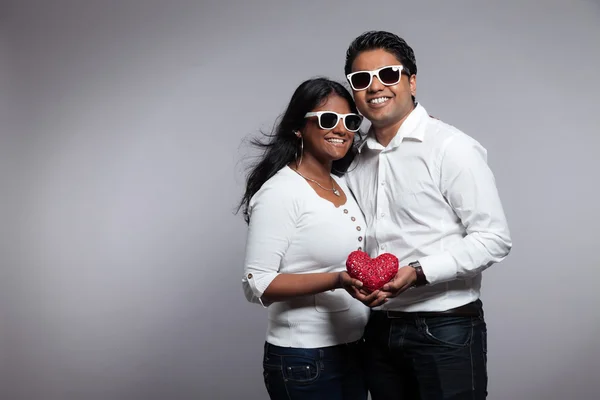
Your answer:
[384,299,483,318]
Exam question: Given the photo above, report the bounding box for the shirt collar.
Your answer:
[358,103,429,153]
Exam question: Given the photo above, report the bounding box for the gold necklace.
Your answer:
[292,168,340,197]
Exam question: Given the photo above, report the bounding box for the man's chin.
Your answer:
[365,112,395,128]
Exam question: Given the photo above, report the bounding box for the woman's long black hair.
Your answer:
[237,77,362,224]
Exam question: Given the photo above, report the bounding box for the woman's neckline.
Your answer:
[285,165,348,208]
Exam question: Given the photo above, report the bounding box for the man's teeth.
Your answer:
[369,97,390,104]
[326,138,344,143]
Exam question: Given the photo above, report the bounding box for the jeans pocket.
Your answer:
[419,316,474,348]
[281,355,320,384]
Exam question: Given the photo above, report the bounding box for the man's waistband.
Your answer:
[376,299,483,318]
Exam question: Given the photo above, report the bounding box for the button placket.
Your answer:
[344,207,363,250]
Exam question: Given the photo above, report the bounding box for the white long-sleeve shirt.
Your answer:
[345,103,512,312]
[242,166,370,348]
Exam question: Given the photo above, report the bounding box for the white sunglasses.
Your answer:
[304,111,363,132]
[346,65,407,91]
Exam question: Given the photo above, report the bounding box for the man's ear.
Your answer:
[409,74,417,97]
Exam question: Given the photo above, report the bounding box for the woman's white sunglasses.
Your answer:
[304,111,363,132]
[346,65,407,91]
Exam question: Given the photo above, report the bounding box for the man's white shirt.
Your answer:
[345,103,512,312]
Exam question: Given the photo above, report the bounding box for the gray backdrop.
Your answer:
[2,0,600,399]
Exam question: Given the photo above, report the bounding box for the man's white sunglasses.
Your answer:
[346,65,408,91]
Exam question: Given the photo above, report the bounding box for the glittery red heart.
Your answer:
[346,250,399,291]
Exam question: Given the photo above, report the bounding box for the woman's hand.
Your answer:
[339,271,387,308]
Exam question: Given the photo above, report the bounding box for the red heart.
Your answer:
[346,250,399,291]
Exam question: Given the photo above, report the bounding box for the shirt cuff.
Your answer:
[417,252,457,285]
[242,270,279,308]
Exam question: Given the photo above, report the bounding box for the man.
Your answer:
[340,31,512,399]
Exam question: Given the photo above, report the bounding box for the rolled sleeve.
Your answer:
[242,180,298,307]
[420,136,512,285]
[242,271,278,308]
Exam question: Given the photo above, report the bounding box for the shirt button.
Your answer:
[247,273,253,279]
[358,247,362,251]
[380,245,385,250]
[343,209,349,214]
[380,213,385,218]
[381,181,386,186]
[358,236,363,242]
[356,226,361,231]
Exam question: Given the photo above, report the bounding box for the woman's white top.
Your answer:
[242,166,370,348]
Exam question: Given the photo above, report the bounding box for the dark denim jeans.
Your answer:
[262,340,368,400]
[364,301,488,400]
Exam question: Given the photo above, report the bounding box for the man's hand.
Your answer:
[339,271,387,308]
[380,266,417,298]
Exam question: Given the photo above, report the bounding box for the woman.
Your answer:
[239,78,370,400]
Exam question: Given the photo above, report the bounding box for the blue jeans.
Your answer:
[364,301,488,400]
[262,340,368,400]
